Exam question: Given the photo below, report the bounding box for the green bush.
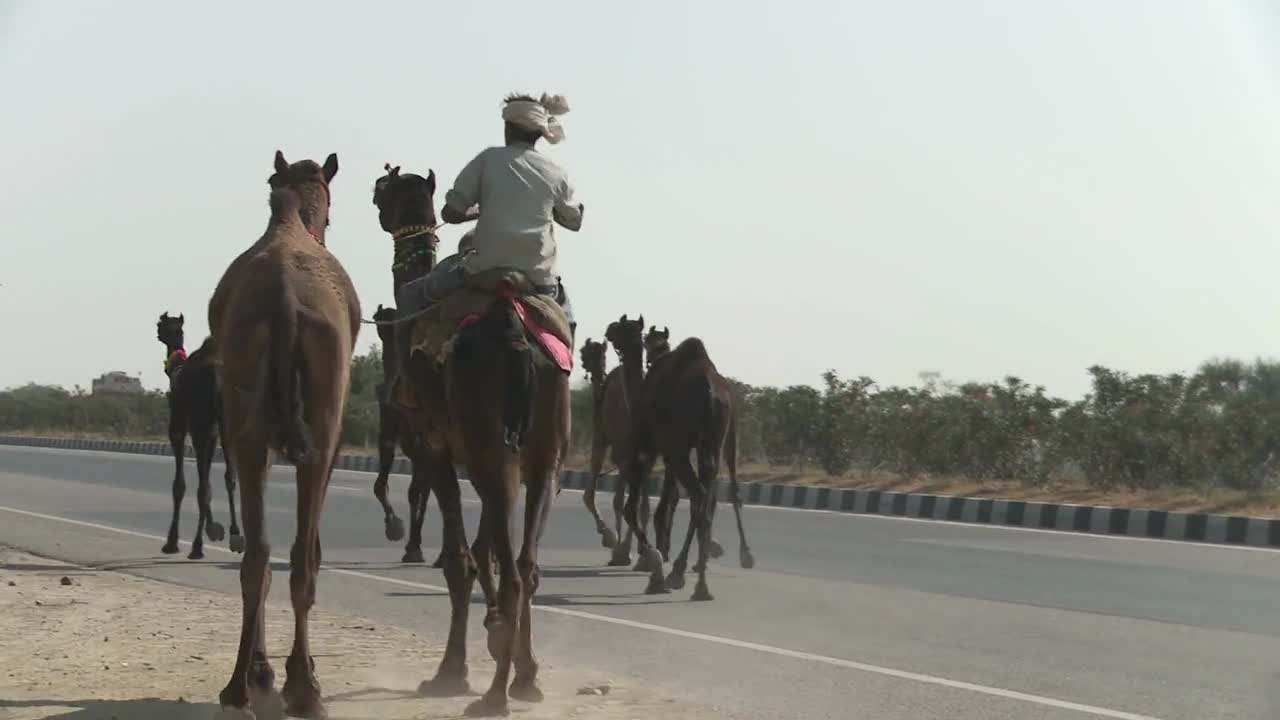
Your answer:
[3,349,1277,493]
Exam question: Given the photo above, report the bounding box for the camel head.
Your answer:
[579,338,607,381]
[644,325,671,368]
[605,314,645,366]
[156,312,185,350]
[372,304,398,346]
[268,150,338,240]
[373,163,438,237]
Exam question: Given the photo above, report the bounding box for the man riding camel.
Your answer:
[389,91,585,409]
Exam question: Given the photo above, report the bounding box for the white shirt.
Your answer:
[444,143,582,286]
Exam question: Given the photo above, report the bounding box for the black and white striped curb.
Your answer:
[4,434,1277,549]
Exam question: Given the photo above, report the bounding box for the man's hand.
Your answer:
[441,204,480,225]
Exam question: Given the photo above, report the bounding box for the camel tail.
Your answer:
[500,302,535,452]
[268,292,310,465]
[725,407,741,507]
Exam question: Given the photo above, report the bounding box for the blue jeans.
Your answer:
[392,255,575,386]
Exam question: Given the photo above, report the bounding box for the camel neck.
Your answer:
[620,351,645,410]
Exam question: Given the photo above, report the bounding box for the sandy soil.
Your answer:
[0,547,727,720]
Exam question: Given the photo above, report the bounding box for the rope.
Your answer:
[360,304,436,327]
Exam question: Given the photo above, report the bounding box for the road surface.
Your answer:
[1,445,1277,719]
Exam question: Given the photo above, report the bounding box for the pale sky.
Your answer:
[2,0,1279,398]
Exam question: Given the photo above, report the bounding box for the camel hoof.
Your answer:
[282,686,327,719]
[509,678,544,703]
[691,585,715,602]
[229,534,245,554]
[486,616,510,662]
[401,547,425,564]
[207,521,226,543]
[644,576,671,595]
[187,547,205,561]
[385,515,406,542]
[708,539,724,559]
[465,693,511,717]
[740,549,756,570]
[431,553,446,569]
[606,551,632,567]
[635,546,664,574]
[161,540,180,555]
[601,528,619,549]
[418,672,473,698]
[248,660,276,692]
[666,570,686,590]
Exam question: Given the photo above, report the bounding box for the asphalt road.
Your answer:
[1,445,1278,719]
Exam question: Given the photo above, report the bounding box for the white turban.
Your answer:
[502,93,571,145]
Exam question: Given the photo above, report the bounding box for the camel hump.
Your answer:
[269,187,302,220]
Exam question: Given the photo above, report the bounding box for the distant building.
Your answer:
[91,371,143,396]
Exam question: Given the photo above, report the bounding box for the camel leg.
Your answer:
[664,453,701,591]
[583,437,614,549]
[188,426,221,560]
[510,444,557,703]
[631,482,659,573]
[218,433,274,713]
[162,417,187,555]
[401,456,427,564]
[280,451,333,719]
[375,399,405,542]
[690,446,720,602]
[607,478,633,566]
[725,425,754,570]
[467,470,521,718]
[621,457,667,594]
[654,465,680,562]
[419,457,475,698]
[471,511,496,611]
[219,416,243,554]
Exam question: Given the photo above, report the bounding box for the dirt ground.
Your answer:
[0,547,724,720]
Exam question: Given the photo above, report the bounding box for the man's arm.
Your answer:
[442,151,485,224]
[552,175,584,232]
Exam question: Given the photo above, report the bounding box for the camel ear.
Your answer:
[620,314,628,323]
[178,314,184,324]
[663,326,669,335]
[638,314,645,327]
[376,303,385,313]
[427,169,436,191]
[584,337,593,345]
[322,153,339,183]
[274,150,288,173]
[160,312,169,321]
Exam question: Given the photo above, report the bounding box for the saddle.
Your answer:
[409,267,573,373]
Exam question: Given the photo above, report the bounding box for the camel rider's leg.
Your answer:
[390,254,468,409]
[553,278,576,347]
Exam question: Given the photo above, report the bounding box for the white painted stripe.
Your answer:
[1204,516,1227,544]
[803,487,820,510]
[931,496,953,521]
[905,494,922,518]
[1089,508,1111,535]
[0,503,1165,720]
[991,500,1008,525]
[1165,513,1187,540]
[781,485,797,508]
[1246,519,1270,547]
[959,499,979,524]
[1128,510,1148,538]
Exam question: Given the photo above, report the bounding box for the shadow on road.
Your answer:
[0,698,221,719]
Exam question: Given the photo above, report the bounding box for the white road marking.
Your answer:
[0,502,1162,720]
[8,445,1278,554]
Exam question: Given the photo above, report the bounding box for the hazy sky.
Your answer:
[2,0,1279,398]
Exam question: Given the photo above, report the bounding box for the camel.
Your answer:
[372,304,442,567]
[210,150,360,719]
[370,165,445,567]
[609,315,754,600]
[371,162,450,566]
[155,313,242,559]
[579,338,651,568]
[642,325,724,563]
[390,188,572,716]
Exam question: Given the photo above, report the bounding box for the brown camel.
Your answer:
[372,304,442,567]
[209,150,360,719]
[370,164,446,567]
[642,325,724,562]
[385,179,571,716]
[579,338,653,568]
[609,315,754,600]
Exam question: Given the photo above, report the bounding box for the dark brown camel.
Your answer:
[370,164,444,567]
[156,312,242,559]
[209,150,360,719]
[579,338,650,568]
[377,161,570,715]
[609,315,754,600]
[643,325,724,562]
[372,303,442,567]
